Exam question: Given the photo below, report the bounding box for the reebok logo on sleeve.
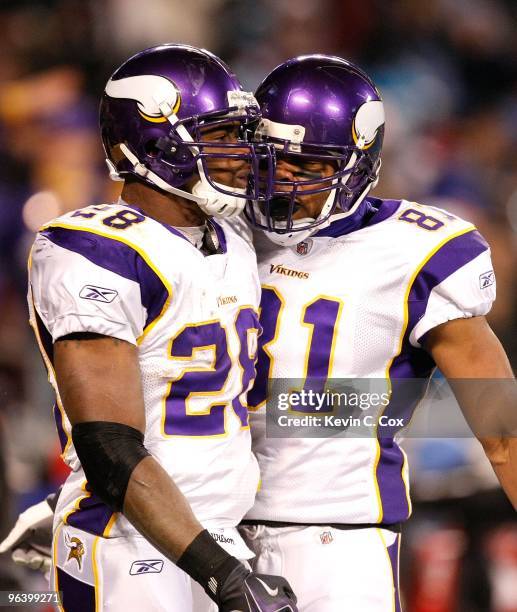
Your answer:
[479,270,495,289]
[80,285,119,303]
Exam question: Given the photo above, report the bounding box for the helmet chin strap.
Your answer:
[116,142,246,218]
[115,92,249,218]
[191,177,246,219]
[116,143,208,205]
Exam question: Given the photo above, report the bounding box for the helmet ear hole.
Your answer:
[144,140,161,158]
[352,155,372,175]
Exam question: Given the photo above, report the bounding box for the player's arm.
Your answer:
[53,332,204,559]
[28,231,297,611]
[53,334,297,611]
[425,316,517,509]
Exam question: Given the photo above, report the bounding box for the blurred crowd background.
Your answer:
[0,1,515,610]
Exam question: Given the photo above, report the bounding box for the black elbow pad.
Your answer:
[72,421,150,512]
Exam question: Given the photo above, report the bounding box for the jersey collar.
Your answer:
[116,198,228,254]
[314,197,402,238]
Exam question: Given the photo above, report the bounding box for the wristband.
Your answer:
[176,529,242,601]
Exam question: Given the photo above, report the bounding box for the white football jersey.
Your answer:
[28,201,261,537]
[246,198,496,525]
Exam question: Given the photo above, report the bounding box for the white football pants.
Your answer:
[240,524,401,612]
[51,521,253,611]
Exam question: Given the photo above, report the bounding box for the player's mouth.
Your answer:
[268,196,302,222]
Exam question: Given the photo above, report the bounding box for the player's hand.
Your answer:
[218,563,298,611]
[0,499,54,574]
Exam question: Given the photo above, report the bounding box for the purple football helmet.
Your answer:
[100,44,268,217]
[245,54,385,243]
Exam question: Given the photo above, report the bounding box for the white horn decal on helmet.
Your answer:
[105,75,181,123]
[352,100,385,150]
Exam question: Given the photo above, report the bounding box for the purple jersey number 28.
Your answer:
[163,307,259,436]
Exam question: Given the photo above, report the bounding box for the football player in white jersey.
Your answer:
[1,45,298,612]
[240,55,517,611]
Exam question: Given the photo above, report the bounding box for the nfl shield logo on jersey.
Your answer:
[319,531,333,545]
[295,239,313,256]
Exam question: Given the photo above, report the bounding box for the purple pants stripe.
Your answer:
[56,567,96,612]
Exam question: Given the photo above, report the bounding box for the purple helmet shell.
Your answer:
[100,43,264,199]
[246,54,385,236]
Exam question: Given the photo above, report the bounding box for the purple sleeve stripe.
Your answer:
[408,229,487,309]
[407,228,487,343]
[41,226,170,331]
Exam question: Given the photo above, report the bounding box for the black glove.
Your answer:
[177,530,298,611]
[219,561,298,611]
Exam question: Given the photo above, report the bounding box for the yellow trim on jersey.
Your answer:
[53,522,65,612]
[28,247,73,459]
[373,225,477,523]
[92,535,101,612]
[161,308,261,437]
[229,305,260,430]
[400,447,412,518]
[40,221,173,344]
[248,285,286,412]
[102,513,118,537]
[61,479,116,536]
[63,480,90,525]
[372,441,383,521]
